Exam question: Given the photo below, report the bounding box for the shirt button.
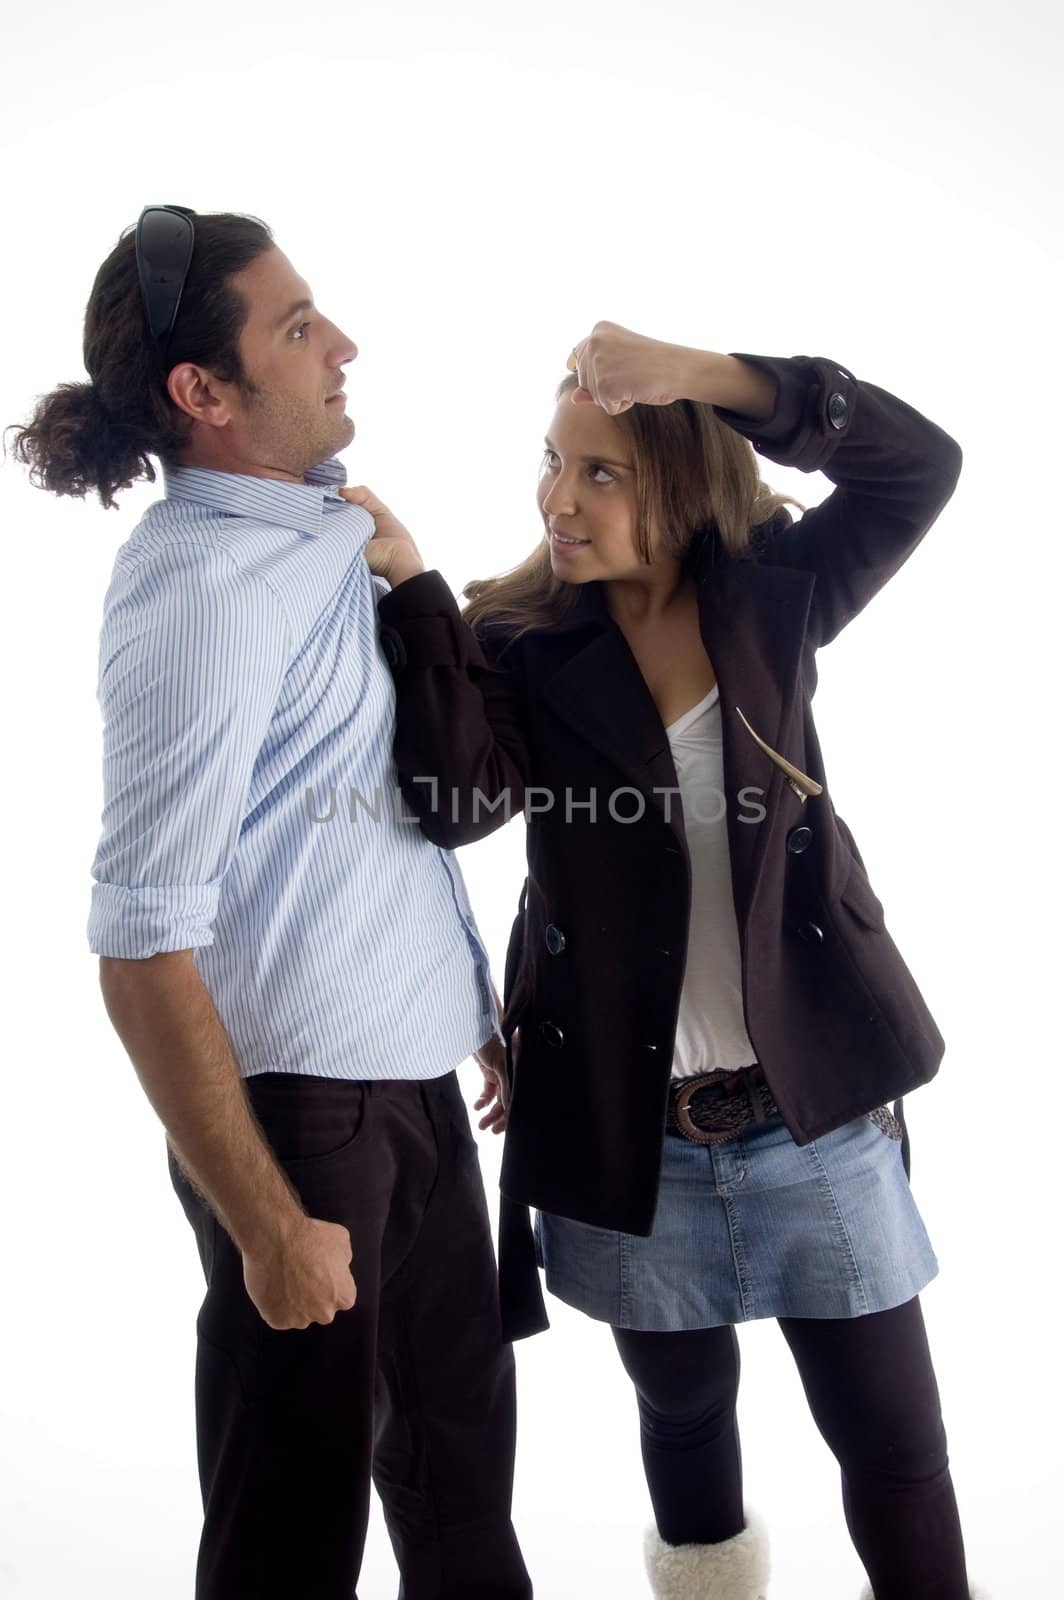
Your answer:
[545,924,566,955]
[787,825,813,854]
[827,392,848,429]
[539,1021,565,1049]
[797,920,825,945]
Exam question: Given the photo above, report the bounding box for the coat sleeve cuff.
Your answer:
[712,352,859,474]
[498,1191,551,1342]
[376,569,494,673]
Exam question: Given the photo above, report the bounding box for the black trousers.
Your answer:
[612,1295,971,1599]
[167,1068,533,1600]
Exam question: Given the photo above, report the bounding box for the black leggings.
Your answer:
[611,1294,970,1600]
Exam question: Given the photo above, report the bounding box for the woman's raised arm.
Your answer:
[704,351,964,647]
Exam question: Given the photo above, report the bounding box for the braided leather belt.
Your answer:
[664,1066,905,1145]
[665,1066,777,1144]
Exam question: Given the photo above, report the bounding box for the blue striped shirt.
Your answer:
[87,454,500,1081]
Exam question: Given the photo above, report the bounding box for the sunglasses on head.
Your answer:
[135,204,196,365]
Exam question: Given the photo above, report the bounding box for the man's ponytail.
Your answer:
[5,210,274,511]
[11,376,173,510]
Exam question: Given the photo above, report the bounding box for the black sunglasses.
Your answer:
[135,204,196,364]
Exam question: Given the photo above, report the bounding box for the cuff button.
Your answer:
[380,628,406,670]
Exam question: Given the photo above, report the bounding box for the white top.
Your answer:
[664,684,759,1080]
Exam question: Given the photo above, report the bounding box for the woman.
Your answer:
[342,327,985,1600]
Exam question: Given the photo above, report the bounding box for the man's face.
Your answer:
[181,245,358,479]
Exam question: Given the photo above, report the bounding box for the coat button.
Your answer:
[539,1020,565,1049]
[545,924,566,955]
[787,825,813,854]
[797,920,824,944]
[827,392,848,429]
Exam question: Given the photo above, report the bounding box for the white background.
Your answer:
[1,1,1061,1596]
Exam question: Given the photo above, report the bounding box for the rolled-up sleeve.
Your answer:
[87,542,294,958]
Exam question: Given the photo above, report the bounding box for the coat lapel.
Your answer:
[537,551,818,925]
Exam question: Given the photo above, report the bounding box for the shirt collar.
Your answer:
[161,453,350,539]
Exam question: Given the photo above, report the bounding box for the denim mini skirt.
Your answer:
[533,1105,939,1330]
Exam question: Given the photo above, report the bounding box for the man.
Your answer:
[20,207,529,1599]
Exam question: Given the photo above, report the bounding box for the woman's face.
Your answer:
[537,392,659,582]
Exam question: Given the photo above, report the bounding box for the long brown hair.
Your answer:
[461,370,807,641]
[5,210,274,511]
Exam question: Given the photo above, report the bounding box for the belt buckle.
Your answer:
[673,1071,742,1145]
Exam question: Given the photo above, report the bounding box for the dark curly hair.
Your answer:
[5,209,275,510]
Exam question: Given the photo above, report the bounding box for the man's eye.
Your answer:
[291,321,311,341]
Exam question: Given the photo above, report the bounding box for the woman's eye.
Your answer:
[542,449,614,484]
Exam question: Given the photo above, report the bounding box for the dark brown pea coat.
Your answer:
[376,351,963,1341]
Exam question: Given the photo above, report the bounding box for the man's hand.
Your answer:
[473,1029,512,1135]
[338,485,426,585]
[242,1214,358,1330]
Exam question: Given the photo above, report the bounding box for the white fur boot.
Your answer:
[859,1584,990,1598]
[643,1505,770,1600]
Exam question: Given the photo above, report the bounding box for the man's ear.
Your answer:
[167,362,234,431]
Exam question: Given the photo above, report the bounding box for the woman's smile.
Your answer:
[550,530,591,553]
